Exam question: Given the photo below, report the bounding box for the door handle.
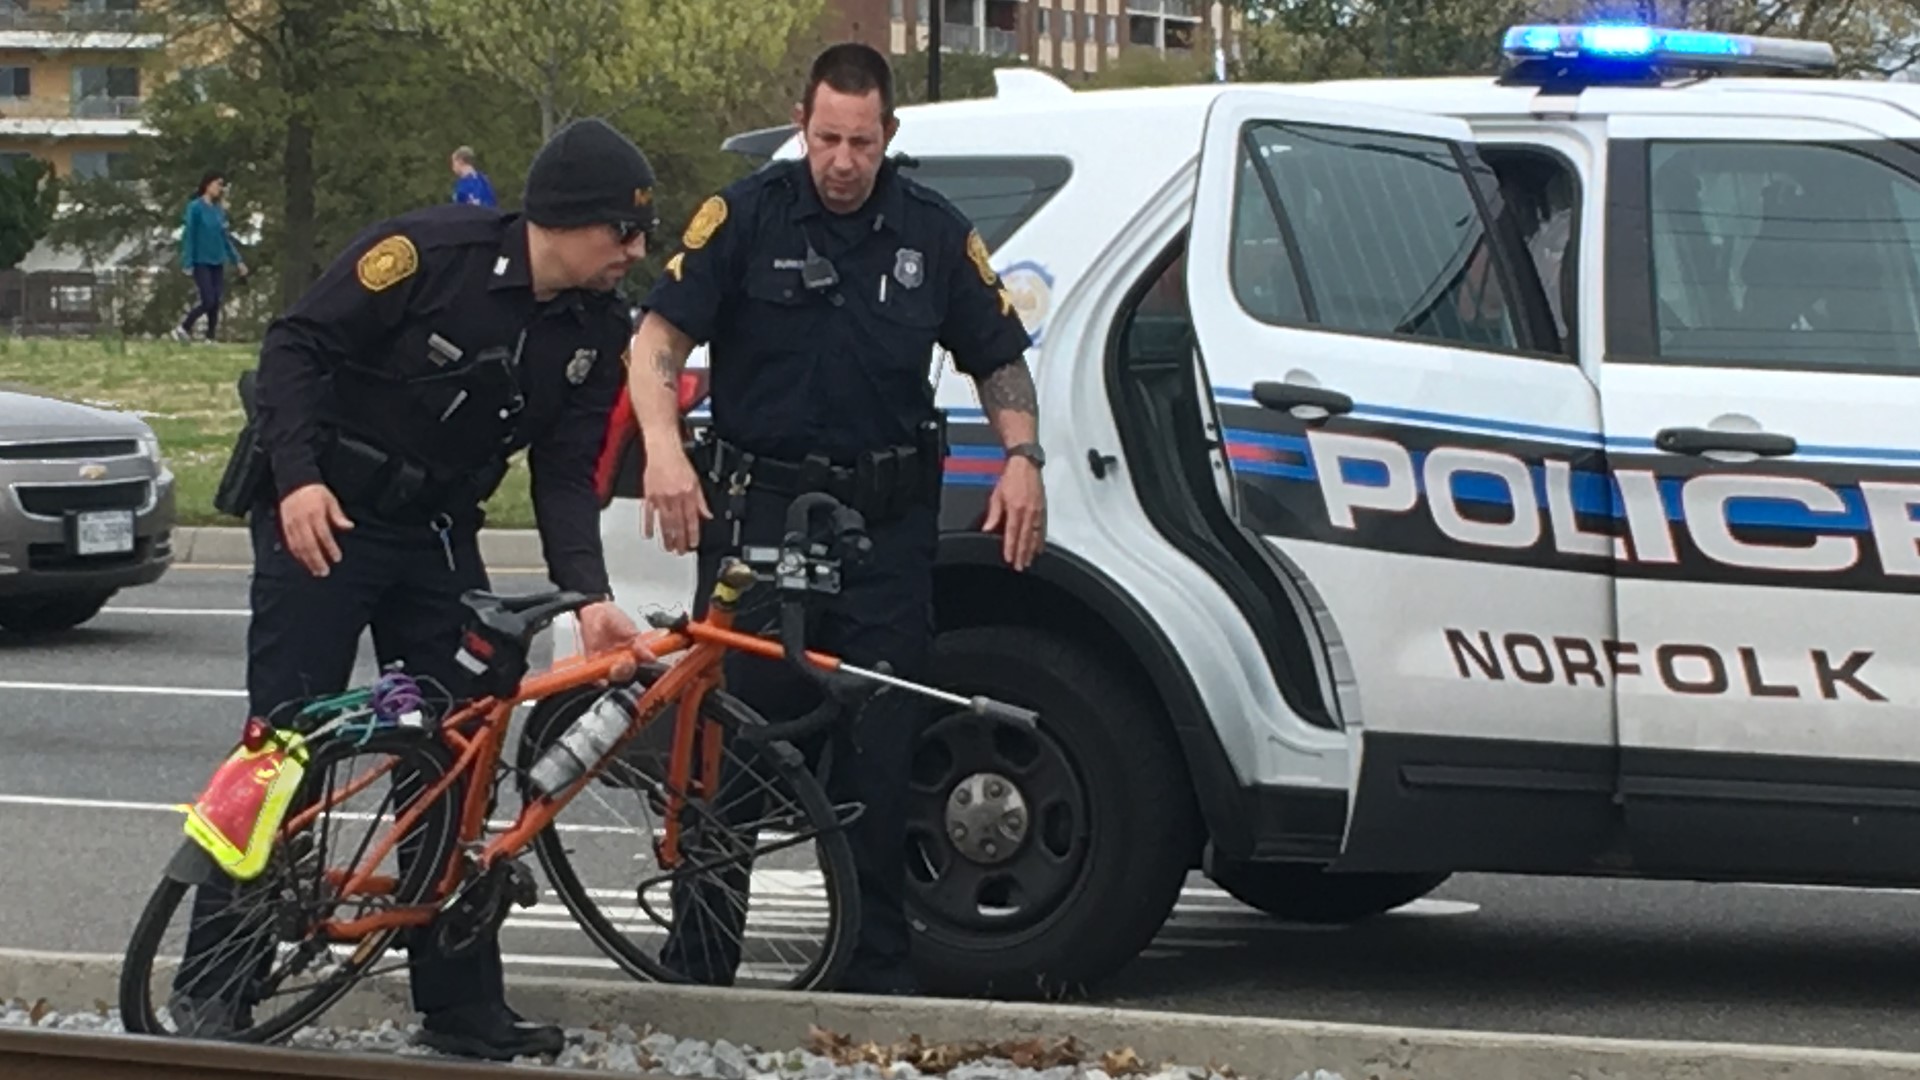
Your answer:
[1654,426,1797,457]
[1252,380,1354,416]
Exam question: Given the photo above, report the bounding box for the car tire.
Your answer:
[905,626,1199,1000]
[0,591,113,634]
[1208,860,1451,923]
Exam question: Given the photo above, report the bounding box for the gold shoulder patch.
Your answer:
[682,195,728,251]
[664,251,685,281]
[967,229,997,287]
[356,235,418,293]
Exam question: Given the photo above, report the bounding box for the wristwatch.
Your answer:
[1007,442,1046,468]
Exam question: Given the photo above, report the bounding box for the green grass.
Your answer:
[0,337,536,528]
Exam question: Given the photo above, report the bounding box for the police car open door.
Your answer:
[1602,114,1920,881]
[1184,89,1623,871]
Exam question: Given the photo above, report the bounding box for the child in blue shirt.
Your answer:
[450,146,497,207]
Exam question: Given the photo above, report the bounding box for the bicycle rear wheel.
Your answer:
[515,669,859,991]
[119,729,461,1043]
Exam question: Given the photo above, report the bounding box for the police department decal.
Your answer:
[893,248,924,289]
[357,235,418,293]
[998,260,1054,345]
[683,196,727,250]
[566,349,596,385]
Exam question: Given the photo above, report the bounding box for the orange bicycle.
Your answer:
[117,492,1038,1044]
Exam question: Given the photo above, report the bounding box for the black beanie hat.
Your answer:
[523,118,658,233]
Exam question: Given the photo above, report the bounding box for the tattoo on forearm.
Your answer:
[650,347,683,390]
[978,362,1038,416]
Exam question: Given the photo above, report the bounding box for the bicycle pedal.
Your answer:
[505,858,539,909]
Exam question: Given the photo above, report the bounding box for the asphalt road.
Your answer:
[7,556,1920,1052]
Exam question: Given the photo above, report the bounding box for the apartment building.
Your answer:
[830,0,1238,78]
[0,0,157,181]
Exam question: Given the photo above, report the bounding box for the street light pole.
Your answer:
[929,3,943,102]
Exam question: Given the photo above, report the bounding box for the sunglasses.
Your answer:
[608,220,651,245]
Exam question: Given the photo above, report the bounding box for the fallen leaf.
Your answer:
[1103,1047,1149,1076]
[28,998,49,1024]
[808,1024,852,1058]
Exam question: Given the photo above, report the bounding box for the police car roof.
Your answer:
[860,67,1920,139]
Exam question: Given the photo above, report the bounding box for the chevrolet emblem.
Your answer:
[79,463,106,480]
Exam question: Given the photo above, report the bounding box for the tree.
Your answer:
[0,158,58,270]
[1228,0,1920,82]
[1081,39,1221,87]
[147,0,410,307]
[45,12,535,336]
[891,49,1005,104]
[411,0,832,141]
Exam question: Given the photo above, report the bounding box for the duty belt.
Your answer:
[320,430,505,528]
[693,435,940,526]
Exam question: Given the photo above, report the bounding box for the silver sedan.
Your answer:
[0,387,175,633]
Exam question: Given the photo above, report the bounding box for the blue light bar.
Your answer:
[1501,23,1835,74]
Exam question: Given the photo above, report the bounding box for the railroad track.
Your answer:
[0,1025,660,1078]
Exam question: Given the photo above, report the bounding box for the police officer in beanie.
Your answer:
[626,43,1044,995]
[173,118,658,1061]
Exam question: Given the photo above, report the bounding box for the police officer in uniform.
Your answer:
[625,43,1046,994]
[176,118,657,1060]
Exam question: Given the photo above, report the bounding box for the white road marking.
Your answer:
[0,794,183,815]
[0,680,245,698]
[1393,898,1482,917]
[0,794,688,838]
[100,607,250,617]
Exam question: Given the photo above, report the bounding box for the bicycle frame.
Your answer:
[290,562,855,943]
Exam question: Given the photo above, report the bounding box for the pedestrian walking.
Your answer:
[174,170,247,342]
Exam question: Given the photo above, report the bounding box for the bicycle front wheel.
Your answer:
[119,729,462,1043]
[515,671,860,992]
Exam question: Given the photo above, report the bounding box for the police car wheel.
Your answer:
[1207,860,1451,924]
[906,626,1199,999]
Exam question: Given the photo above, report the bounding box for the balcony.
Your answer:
[0,9,145,32]
[0,94,141,119]
[70,94,137,117]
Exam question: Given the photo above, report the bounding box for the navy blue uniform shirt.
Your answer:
[255,204,631,596]
[643,158,1031,462]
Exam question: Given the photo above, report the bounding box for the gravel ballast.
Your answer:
[0,996,1342,1080]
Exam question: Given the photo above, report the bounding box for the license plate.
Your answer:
[74,510,134,556]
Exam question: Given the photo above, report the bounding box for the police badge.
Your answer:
[893,247,924,290]
[566,348,596,385]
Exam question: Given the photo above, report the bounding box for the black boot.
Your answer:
[415,1001,565,1061]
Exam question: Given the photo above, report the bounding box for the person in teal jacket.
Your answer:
[173,170,248,342]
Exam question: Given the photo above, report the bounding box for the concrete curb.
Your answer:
[171,526,549,571]
[10,948,1920,1079]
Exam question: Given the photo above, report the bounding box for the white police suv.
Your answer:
[596,25,1920,999]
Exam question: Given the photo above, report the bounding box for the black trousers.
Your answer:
[178,504,499,1017]
[658,486,935,988]
[182,264,225,339]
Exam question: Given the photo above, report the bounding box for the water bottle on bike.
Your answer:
[527,685,638,797]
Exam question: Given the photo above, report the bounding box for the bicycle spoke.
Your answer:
[525,689,856,991]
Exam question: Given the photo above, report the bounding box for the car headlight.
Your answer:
[138,432,162,462]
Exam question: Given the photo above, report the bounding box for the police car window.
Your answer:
[1649,141,1920,372]
[898,156,1073,250]
[1229,121,1521,353]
